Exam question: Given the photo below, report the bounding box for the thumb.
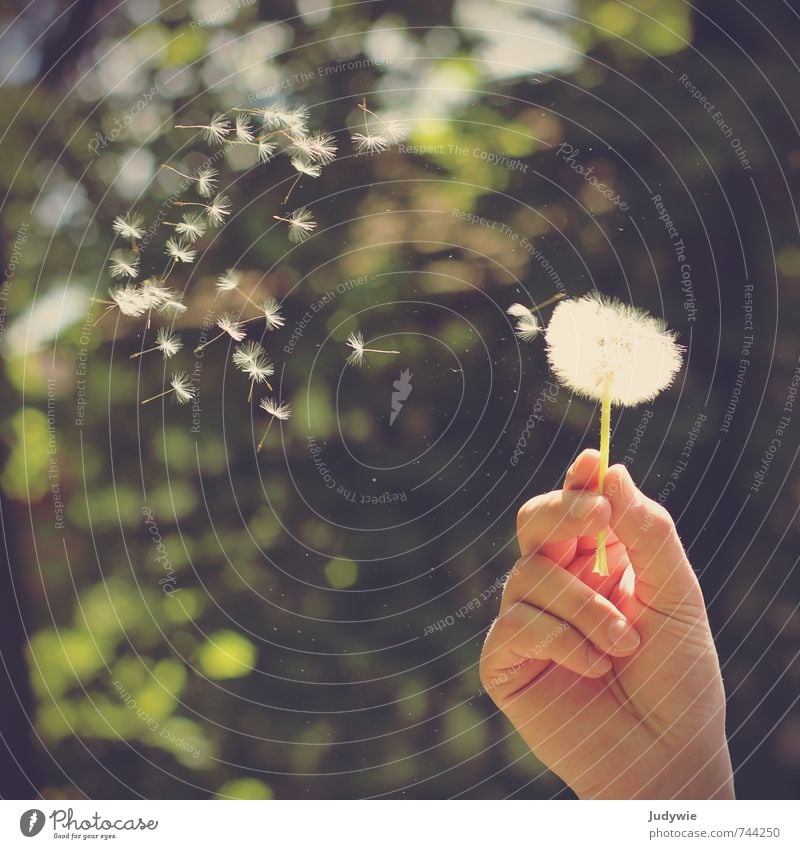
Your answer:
[604,463,705,614]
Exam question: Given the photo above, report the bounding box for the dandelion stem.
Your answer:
[256,418,274,453]
[283,173,302,205]
[594,385,612,577]
[129,345,158,359]
[365,347,400,355]
[533,292,566,312]
[194,329,226,353]
[235,289,261,310]
[160,164,195,181]
[141,387,174,405]
[91,305,116,327]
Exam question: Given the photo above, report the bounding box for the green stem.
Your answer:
[594,386,612,576]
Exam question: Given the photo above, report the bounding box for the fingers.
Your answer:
[517,489,610,563]
[604,463,704,611]
[503,555,641,658]
[480,604,612,703]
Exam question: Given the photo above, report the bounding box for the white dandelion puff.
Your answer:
[216,268,241,292]
[174,113,232,145]
[257,396,292,451]
[545,292,684,575]
[351,132,388,154]
[256,140,276,162]
[273,207,317,243]
[140,371,195,405]
[171,212,206,241]
[195,165,218,197]
[129,327,183,360]
[217,312,246,341]
[289,133,337,164]
[112,211,145,241]
[233,340,275,400]
[289,155,322,177]
[262,102,308,133]
[507,303,541,342]
[165,237,196,264]
[345,330,400,367]
[260,297,285,330]
[108,283,148,317]
[234,114,255,143]
[108,249,139,279]
[205,193,231,226]
[381,119,407,144]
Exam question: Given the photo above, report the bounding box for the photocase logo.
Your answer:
[19,809,45,837]
[389,369,413,425]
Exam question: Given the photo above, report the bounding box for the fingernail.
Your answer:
[607,618,641,652]
[587,646,612,673]
[571,493,604,520]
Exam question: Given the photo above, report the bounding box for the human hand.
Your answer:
[480,449,734,799]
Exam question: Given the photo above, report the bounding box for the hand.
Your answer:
[480,449,734,799]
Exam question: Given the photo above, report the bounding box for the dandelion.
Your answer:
[160,164,218,197]
[108,283,148,316]
[175,113,232,145]
[259,297,285,330]
[165,237,197,264]
[141,371,195,405]
[256,140,276,163]
[284,157,321,203]
[507,304,540,342]
[194,311,246,353]
[345,330,400,367]
[289,133,337,164]
[233,340,275,400]
[174,193,231,227]
[351,132,388,154]
[273,207,316,243]
[507,293,565,342]
[168,212,206,241]
[234,114,255,143]
[129,327,183,360]
[257,396,291,451]
[262,102,308,132]
[112,211,145,241]
[216,268,241,293]
[108,249,139,279]
[545,292,684,575]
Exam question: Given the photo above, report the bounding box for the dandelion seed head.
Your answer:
[261,297,285,330]
[259,396,291,420]
[290,133,337,164]
[217,312,246,341]
[216,268,241,292]
[256,140,276,163]
[155,327,183,358]
[170,371,195,404]
[545,292,684,406]
[112,211,145,240]
[507,303,540,342]
[262,102,308,133]
[108,249,139,279]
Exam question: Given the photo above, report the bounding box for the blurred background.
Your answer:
[0,0,798,800]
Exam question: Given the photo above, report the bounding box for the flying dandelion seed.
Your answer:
[130,327,183,360]
[234,114,255,143]
[106,283,148,317]
[216,268,241,292]
[273,207,317,243]
[233,340,275,400]
[170,212,206,241]
[351,132,389,154]
[289,156,322,177]
[256,140,276,163]
[165,237,197,264]
[345,330,400,367]
[260,297,285,330]
[194,311,246,353]
[507,304,541,342]
[112,212,145,241]
[140,371,195,405]
[205,193,231,226]
[195,166,218,197]
[257,396,292,451]
[108,249,139,279]
[545,292,684,575]
[175,113,232,145]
